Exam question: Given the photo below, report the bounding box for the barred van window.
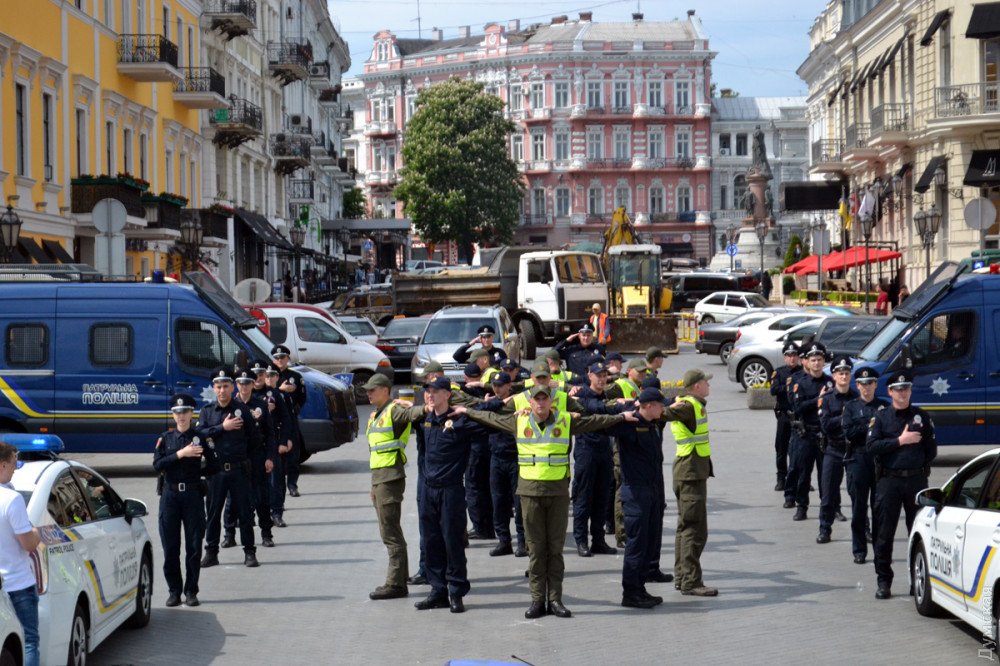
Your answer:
[90,324,133,367]
[6,324,49,367]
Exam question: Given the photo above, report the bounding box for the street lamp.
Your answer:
[289,223,306,303]
[725,223,740,272]
[859,213,875,313]
[179,214,203,276]
[754,221,767,296]
[0,204,23,264]
[914,207,941,282]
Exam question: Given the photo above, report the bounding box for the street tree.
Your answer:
[343,188,366,219]
[395,78,525,262]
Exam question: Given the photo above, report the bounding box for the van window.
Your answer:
[296,317,344,344]
[910,311,975,366]
[90,323,133,367]
[527,259,552,284]
[268,317,288,344]
[48,472,93,527]
[175,320,243,372]
[685,277,708,291]
[5,323,48,367]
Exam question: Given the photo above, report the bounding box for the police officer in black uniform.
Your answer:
[199,368,259,568]
[453,325,508,366]
[816,356,858,544]
[868,369,937,599]
[554,323,607,377]
[786,342,832,521]
[461,363,494,540]
[770,341,801,491]
[232,368,277,548]
[154,394,219,607]
[262,362,295,526]
[271,344,306,497]
[842,366,886,564]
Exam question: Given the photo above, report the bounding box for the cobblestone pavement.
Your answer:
[83,347,991,665]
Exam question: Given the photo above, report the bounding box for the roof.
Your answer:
[712,96,808,121]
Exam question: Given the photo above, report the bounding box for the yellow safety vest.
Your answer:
[366,403,410,469]
[516,409,572,481]
[670,395,710,458]
[482,367,500,385]
[613,378,639,399]
[551,370,574,384]
[512,388,569,412]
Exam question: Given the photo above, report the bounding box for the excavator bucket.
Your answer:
[607,314,679,355]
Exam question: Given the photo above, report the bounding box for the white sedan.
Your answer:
[0,586,23,666]
[909,447,1000,655]
[694,291,770,324]
[8,435,152,666]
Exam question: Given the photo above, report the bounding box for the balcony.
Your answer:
[202,0,256,40]
[308,61,331,89]
[810,139,846,174]
[364,171,398,187]
[140,194,186,231]
[525,160,551,172]
[311,134,337,166]
[521,214,551,226]
[267,41,311,85]
[288,179,314,203]
[364,120,397,136]
[843,123,878,163]
[612,105,633,115]
[319,86,342,107]
[173,67,227,108]
[208,97,263,148]
[928,82,1000,135]
[186,208,230,241]
[869,103,911,147]
[627,157,695,170]
[70,175,148,218]
[117,34,181,83]
[634,104,668,118]
[271,133,312,174]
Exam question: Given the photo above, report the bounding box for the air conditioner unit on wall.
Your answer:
[719,148,731,156]
[290,114,304,127]
[309,64,326,77]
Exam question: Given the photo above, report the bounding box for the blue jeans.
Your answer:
[9,585,39,666]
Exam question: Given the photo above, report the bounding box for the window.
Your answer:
[705,294,726,306]
[165,149,174,192]
[733,174,748,208]
[370,100,381,122]
[588,186,604,215]
[649,186,664,214]
[6,324,49,367]
[531,132,545,161]
[15,84,26,176]
[179,152,187,196]
[647,80,663,109]
[554,130,569,161]
[532,188,545,215]
[105,121,115,173]
[175,320,242,372]
[675,129,691,159]
[940,19,951,88]
[648,130,663,159]
[587,81,602,109]
[613,130,630,160]
[345,148,356,171]
[720,184,728,209]
[189,160,196,202]
[675,80,690,112]
[614,185,630,209]
[267,317,288,344]
[384,99,395,122]
[526,259,553,284]
[530,82,544,109]
[75,468,124,519]
[75,108,87,176]
[509,84,523,111]
[122,128,132,174]
[90,324,133,366]
[943,458,993,508]
[910,311,975,365]
[555,187,570,217]
[677,185,692,212]
[555,254,603,283]
[406,95,416,120]
[48,473,93,528]
[42,93,53,180]
[554,81,569,108]
[162,5,169,39]
[613,80,629,110]
[295,317,344,344]
[736,133,748,156]
[586,130,603,159]
[387,146,396,172]
[139,133,148,180]
[511,134,523,161]
[719,134,731,153]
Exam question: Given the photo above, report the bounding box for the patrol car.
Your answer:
[7,435,152,666]
[0,580,24,666]
[909,447,1000,654]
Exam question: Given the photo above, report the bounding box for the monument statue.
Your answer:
[764,187,774,217]
[749,125,773,180]
[742,188,756,215]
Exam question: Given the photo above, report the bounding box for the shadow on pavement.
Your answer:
[91,609,227,666]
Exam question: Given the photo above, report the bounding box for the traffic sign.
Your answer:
[726,243,738,257]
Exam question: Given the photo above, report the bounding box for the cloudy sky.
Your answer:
[328,0,827,97]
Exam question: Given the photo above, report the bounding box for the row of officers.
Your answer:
[769,340,937,599]
[152,345,306,608]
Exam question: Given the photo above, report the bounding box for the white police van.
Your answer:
[0,580,24,666]
[910,447,1000,655]
[7,435,152,665]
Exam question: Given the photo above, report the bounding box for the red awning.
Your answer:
[784,255,820,275]
[825,246,902,269]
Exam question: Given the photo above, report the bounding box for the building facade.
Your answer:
[358,11,716,261]
[799,0,1000,289]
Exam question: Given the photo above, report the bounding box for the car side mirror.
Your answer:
[124,498,148,523]
[916,488,944,511]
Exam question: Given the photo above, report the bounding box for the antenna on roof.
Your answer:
[414,0,422,38]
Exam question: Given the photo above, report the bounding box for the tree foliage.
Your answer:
[395,78,525,262]
[343,188,366,219]
[783,234,809,268]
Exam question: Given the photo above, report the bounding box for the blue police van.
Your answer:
[853,260,1000,446]
[0,269,358,456]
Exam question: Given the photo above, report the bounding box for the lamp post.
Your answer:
[725,223,740,272]
[859,213,874,313]
[0,204,23,264]
[179,214,203,278]
[755,221,767,296]
[915,207,941,282]
[289,223,306,303]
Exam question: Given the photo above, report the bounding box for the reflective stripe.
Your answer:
[370,441,405,452]
[517,455,570,465]
[367,404,410,469]
[670,395,711,458]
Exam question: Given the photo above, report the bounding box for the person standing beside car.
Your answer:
[770,342,801,492]
[0,440,40,666]
[271,345,306,498]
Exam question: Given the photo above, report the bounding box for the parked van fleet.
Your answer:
[854,262,1000,446]
[0,271,358,456]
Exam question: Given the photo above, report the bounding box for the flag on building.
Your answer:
[839,196,853,231]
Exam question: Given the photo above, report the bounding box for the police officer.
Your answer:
[605,352,624,379]
[786,342,831,521]
[271,345,306,497]
[454,386,632,619]
[554,323,606,376]
[542,349,575,386]
[770,342,801,491]
[461,361,494,540]
[645,347,665,377]
[868,370,937,599]
[605,358,648,547]
[262,363,294,526]
[842,366,886,564]
[199,368,258,568]
[500,358,527,384]
[233,368,277,548]
[816,356,858,544]
[453,325,507,366]
[154,394,219,607]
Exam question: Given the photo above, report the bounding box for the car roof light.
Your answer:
[2,433,65,454]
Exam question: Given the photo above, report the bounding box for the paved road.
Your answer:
[80,347,991,665]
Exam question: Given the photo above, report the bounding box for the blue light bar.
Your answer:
[1,434,65,454]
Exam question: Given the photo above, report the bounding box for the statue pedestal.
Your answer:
[709,168,781,275]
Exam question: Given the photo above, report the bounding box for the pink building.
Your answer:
[359,11,716,260]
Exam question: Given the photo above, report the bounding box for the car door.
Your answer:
[522,258,559,322]
[294,315,349,372]
[700,294,726,321]
[963,457,1000,627]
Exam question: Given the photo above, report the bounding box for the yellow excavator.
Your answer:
[599,207,678,353]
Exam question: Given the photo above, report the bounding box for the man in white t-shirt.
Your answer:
[0,441,40,666]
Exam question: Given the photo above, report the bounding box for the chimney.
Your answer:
[687,9,696,17]
[632,12,643,21]
[579,11,593,21]
[458,25,470,38]
[431,27,443,41]
[551,15,567,25]
[507,19,520,31]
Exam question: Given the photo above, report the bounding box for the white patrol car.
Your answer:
[909,447,1000,655]
[0,578,24,666]
[7,435,152,665]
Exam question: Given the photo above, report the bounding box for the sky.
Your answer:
[327,0,828,97]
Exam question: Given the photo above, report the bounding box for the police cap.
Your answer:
[490,372,511,386]
[638,387,665,404]
[477,325,496,336]
[500,359,519,370]
[250,360,269,375]
[529,384,552,399]
[782,341,801,356]
[887,370,914,389]
[234,368,256,384]
[464,362,482,378]
[424,376,452,391]
[469,349,490,361]
[855,366,880,383]
[579,323,596,334]
[531,361,551,379]
[830,356,853,373]
[170,393,198,412]
[641,375,662,389]
[626,358,648,372]
[423,360,444,374]
[362,374,392,390]
[211,367,235,384]
[589,361,608,375]
[606,352,624,363]
[645,347,665,362]
[544,349,561,362]
[270,344,291,358]
[265,363,280,376]
[683,369,713,388]
[802,342,827,359]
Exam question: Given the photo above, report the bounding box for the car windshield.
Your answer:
[857,317,912,361]
[382,318,429,339]
[341,320,374,336]
[242,325,279,358]
[555,254,604,284]
[423,318,497,344]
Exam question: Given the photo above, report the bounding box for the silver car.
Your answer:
[728,319,823,389]
[411,305,521,383]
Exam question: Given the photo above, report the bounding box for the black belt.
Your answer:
[167,481,198,492]
[220,460,246,472]
[884,467,926,479]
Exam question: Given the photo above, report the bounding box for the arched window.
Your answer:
[733,175,748,210]
[588,186,604,216]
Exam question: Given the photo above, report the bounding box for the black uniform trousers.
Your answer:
[465,439,494,536]
[159,485,206,596]
[818,448,846,534]
[571,443,612,547]
[224,449,272,538]
[621,483,664,594]
[845,451,876,558]
[269,452,285,516]
[205,463,255,554]
[418,481,471,598]
[873,473,926,588]
[785,430,824,508]
[774,412,791,479]
[490,456,524,546]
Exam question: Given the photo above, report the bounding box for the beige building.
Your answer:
[799,0,1000,289]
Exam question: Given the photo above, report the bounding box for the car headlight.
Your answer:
[413,354,429,368]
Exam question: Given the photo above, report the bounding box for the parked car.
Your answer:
[6,434,152,666]
[334,314,381,345]
[802,315,886,359]
[728,318,823,389]
[376,316,431,379]
[664,272,741,310]
[330,287,394,326]
[728,311,829,350]
[0,578,23,666]
[694,291,770,324]
[909,448,1000,646]
[696,306,799,363]
[411,305,521,383]
[404,259,444,272]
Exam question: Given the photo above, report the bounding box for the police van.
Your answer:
[0,268,358,458]
[853,261,1000,446]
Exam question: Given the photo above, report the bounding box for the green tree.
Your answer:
[395,78,525,262]
[343,188,366,219]
[783,234,809,268]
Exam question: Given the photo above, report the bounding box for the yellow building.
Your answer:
[0,0,210,277]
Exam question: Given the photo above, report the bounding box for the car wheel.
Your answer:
[352,371,373,405]
[718,341,734,365]
[518,320,537,361]
[126,551,153,629]
[738,358,772,390]
[700,315,715,324]
[993,592,1000,658]
[68,602,88,666]
[0,646,14,666]
[913,543,944,617]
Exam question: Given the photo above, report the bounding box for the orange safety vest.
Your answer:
[590,312,611,345]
